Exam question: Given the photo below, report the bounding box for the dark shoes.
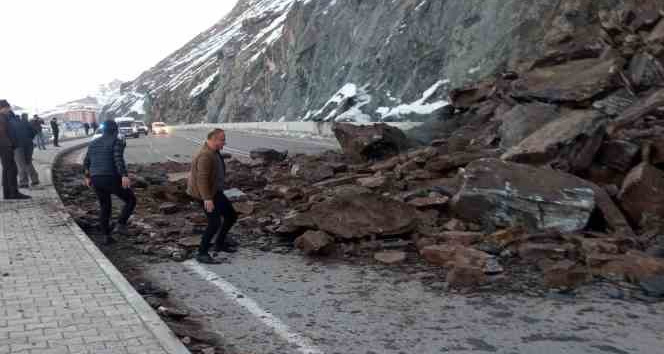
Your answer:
[196,253,222,264]
[5,193,31,200]
[213,243,238,253]
[113,223,129,236]
[224,236,240,248]
[102,235,117,245]
[31,181,40,187]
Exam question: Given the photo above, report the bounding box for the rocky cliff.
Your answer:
[102,0,613,124]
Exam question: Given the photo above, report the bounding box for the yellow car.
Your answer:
[151,122,169,135]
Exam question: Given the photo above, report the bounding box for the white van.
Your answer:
[115,117,140,138]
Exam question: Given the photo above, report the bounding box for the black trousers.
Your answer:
[91,175,136,235]
[0,147,18,198]
[199,191,238,255]
[52,131,59,146]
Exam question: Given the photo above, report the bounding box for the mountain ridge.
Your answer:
[102,0,625,125]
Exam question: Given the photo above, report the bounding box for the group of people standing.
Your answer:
[83,122,237,262]
[0,99,58,200]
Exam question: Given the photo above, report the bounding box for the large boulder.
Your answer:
[333,123,409,162]
[302,192,417,240]
[511,57,623,103]
[498,103,560,149]
[618,163,664,229]
[451,159,596,233]
[250,148,287,163]
[502,109,607,172]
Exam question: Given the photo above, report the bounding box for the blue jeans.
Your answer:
[35,132,46,150]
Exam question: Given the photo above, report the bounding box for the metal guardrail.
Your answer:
[171,121,423,138]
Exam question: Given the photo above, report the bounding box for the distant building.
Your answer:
[63,107,97,123]
[42,96,99,123]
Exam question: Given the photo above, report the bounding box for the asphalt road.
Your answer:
[87,129,664,354]
[118,129,338,164]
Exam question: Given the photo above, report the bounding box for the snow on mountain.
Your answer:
[104,0,574,124]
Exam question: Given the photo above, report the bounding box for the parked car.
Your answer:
[135,120,149,136]
[151,121,169,135]
[116,117,140,138]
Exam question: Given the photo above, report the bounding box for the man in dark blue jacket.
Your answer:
[83,120,136,244]
[0,100,30,200]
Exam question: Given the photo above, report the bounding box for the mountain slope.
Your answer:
[103,0,630,124]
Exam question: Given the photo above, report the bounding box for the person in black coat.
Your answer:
[0,100,30,199]
[83,120,136,244]
[50,117,60,147]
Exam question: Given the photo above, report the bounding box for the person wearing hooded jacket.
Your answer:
[83,120,136,244]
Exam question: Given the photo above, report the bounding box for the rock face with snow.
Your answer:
[102,0,593,124]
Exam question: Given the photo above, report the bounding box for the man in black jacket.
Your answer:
[0,100,30,200]
[83,120,136,244]
[50,117,60,147]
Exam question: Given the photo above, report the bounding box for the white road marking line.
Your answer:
[184,260,324,354]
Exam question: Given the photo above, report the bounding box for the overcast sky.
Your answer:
[1,0,238,112]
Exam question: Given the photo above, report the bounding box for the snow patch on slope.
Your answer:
[107,0,311,117]
[130,98,145,115]
[378,80,450,119]
[190,70,220,97]
[307,83,373,123]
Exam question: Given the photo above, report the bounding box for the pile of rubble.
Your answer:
[54,5,664,297]
[247,5,664,295]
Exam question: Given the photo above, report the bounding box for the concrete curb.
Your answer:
[49,142,192,354]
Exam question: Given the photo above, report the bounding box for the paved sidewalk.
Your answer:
[1,140,190,354]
